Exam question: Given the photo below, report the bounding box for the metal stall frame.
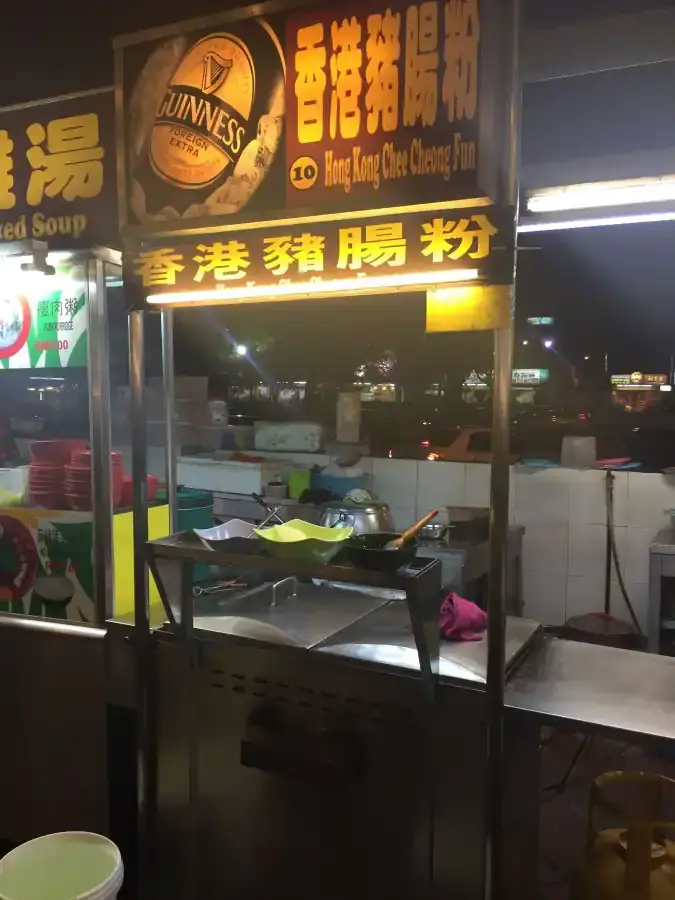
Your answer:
[123,2,522,898]
[86,246,123,624]
[128,307,177,900]
[485,1,521,899]
[161,310,178,534]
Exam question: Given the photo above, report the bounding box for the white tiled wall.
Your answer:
[177,447,665,629]
[369,459,668,631]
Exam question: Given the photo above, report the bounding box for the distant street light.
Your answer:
[584,355,590,361]
[522,340,529,346]
[234,344,248,356]
[544,338,554,350]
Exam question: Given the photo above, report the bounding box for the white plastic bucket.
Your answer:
[0,832,123,900]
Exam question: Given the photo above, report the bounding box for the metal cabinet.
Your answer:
[152,635,539,900]
[155,637,436,900]
[0,616,108,843]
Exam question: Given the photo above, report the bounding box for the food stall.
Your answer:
[0,89,170,845]
[87,3,675,900]
[112,0,525,897]
[107,2,675,898]
[0,88,172,624]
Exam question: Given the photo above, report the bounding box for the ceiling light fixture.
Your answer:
[527,176,675,214]
[518,210,675,234]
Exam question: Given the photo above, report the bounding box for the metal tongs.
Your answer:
[193,578,248,597]
[247,504,283,536]
[251,492,285,526]
[196,505,283,552]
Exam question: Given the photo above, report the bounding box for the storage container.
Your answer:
[254,421,323,453]
[178,455,287,496]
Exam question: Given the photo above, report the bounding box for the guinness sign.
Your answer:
[150,35,252,190]
[125,19,285,224]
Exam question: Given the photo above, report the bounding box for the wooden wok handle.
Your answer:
[390,510,439,548]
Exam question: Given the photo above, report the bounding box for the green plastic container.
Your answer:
[158,488,214,582]
[0,831,123,900]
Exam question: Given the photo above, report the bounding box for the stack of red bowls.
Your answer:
[65,450,124,511]
[29,440,86,508]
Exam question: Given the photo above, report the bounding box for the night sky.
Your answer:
[3,0,675,377]
[520,56,675,374]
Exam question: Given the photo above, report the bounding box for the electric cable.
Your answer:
[605,470,643,636]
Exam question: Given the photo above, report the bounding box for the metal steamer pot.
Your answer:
[319,501,394,535]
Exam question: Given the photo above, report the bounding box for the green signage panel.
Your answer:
[0,260,87,369]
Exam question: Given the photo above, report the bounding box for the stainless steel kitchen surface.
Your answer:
[318,601,540,684]
[192,577,393,649]
[150,629,540,900]
[505,636,675,742]
[125,549,542,900]
[103,516,675,900]
[185,574,539,684]
[107,537,675,900]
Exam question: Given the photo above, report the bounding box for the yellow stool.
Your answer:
[571,771,675,900]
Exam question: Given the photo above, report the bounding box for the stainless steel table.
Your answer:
[506,636,675,742]
[319,602,540,685]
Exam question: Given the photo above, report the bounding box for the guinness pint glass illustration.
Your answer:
[127,18,285,223]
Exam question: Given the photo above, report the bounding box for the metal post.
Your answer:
[604,469,614,615]
[486,0,521,898]
[161,310,178,533]
[129,309,153,900]
[86,256,114,623]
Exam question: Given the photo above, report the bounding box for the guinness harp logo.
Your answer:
[202,52,232,95]
[150,33,256,191]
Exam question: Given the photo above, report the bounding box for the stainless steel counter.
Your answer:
[192,577,392,649]
[505,636,675,741]
[649,528,675,555]
[140,564,540,686]
[145,600,540,900]
[318,602,540,685]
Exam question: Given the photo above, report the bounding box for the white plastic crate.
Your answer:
[177,455,288,496]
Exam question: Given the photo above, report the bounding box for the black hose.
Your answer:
[605,470,643,635]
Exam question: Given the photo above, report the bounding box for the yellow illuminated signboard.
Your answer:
[130,206,504,304]
[286,0,481,211]
[611,373,668,389]
[0,90,116,248]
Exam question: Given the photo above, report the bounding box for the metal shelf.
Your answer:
[146,531,443,697]
[147,531,440,592]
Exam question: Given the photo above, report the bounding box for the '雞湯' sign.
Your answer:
[0,90,116,248]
